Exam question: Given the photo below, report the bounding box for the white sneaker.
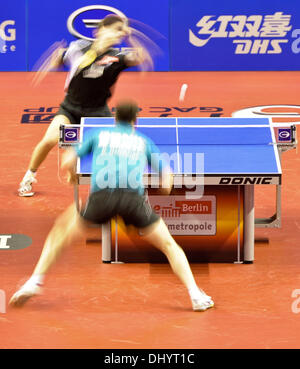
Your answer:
[188,286,214,311]
[192,295,214,311]
[198,288,213,303]
[18,171,37,197]
[9,281,43,307]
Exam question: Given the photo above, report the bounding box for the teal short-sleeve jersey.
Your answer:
[75,123,166,195]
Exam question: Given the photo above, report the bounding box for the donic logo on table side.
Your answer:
[67,5,127,41]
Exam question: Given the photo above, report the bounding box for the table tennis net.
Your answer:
[68,124,275,146]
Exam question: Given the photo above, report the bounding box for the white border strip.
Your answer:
[269,123,282,174]
[270,122,300,127]
[66,124,272,128]
[175,118,180,173]
[77,118,86,173]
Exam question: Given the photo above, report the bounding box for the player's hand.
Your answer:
[125,35,153,69]
[124,25,132,37]
[125,27,159,70]
[66,171,78,185]
[159,172,173,195]
[158,186,172,196]
[61,148,78,185]
[49,45,67,69]
[61,148,77,171]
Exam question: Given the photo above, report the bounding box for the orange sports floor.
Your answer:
[1,71,300,349]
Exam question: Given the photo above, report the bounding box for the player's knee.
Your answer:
[160,239,174,254]
[56,204,77,224]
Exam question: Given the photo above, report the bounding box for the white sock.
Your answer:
[188,286,204,300]
[22,170,36,182]
[24,274,45,288]
[27,170,36,176]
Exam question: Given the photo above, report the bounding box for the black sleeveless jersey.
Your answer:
[63,40,129,108]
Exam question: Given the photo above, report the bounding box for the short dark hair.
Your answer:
[115,100,139,124]
[98,14,126,28]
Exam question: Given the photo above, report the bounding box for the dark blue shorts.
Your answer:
[56,98,112,125]
[81,189,160,229]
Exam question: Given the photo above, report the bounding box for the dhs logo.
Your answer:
[67,5,127,41]
[64,128,79,143]
[189,12,293,55]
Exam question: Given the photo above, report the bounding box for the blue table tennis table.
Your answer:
[59,117,297,264]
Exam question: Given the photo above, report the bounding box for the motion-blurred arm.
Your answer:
[61,148,78,184]
[31,40,67,86]
[124,27,155,70]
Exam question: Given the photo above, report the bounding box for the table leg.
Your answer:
[244,185,255,263]
[102,221,112,263]
[111,217,124,264]
[74,182,79,210]
[234,185,243,264]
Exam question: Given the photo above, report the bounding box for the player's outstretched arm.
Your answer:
[31,40,67,87]
[61,148,78,184]
[124,29,155,70]
[159,167,174,195]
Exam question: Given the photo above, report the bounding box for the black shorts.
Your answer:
[56,97,112,125]
[81,189,160,229]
